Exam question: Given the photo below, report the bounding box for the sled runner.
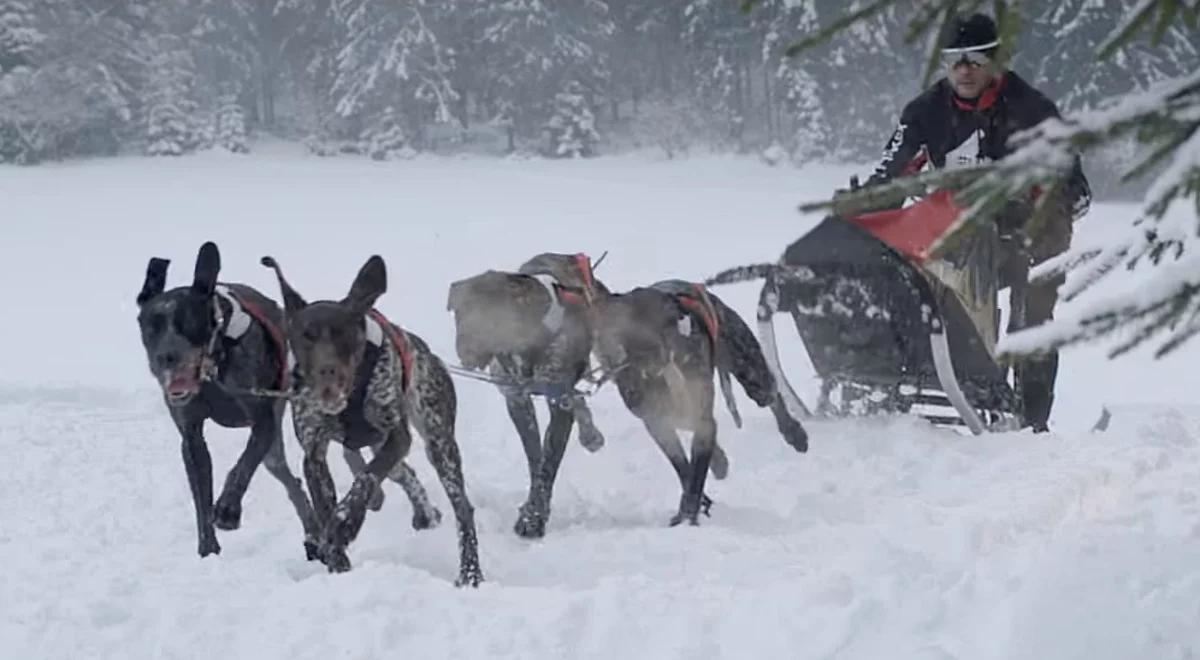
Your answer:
[709,189,1022,435]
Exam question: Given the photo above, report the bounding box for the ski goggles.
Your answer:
[941,44,996,69]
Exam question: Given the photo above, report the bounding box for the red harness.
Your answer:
[226,293,291,390]
[554,253,597,306]
[676,284,720,348]
[367,309,415,391]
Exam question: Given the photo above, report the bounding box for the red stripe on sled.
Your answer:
[846,189,964,263]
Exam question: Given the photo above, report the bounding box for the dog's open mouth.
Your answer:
[315,384,350,414]
[162,367,202,405]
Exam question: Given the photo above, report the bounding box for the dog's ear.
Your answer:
[261,256,308,315]
[344,255,386,315]
[137,257,170,306]
[191,242,220,296]
[447,279,468,312]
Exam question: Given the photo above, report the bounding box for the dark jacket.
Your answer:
[868,71,1091,223]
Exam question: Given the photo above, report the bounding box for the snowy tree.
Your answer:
[682,0,750,148]
[1022,0,1198,114]
[363,105,408,160]
[215,91,248,153]
[145,47,200,156]
[631,95,706,159]
[472,0,613,151]
[545,81,600,158]
[776,59,828,162]
[0,1,139,163]
[329,0,456,150]
[0,1,41,73]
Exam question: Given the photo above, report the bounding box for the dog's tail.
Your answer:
[704,263,778,288]
[705,290,777,410]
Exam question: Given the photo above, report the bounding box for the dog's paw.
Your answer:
[455,565,484,588]
[668,511,700,527]
[578,425,605,453]
[198,535,222,558]
[367,484,386,512]
[212,497,243,531]
[513,505,547,539]
[780,419,808,453]
[304,539,321,561]
[708,446,729,480]
[321,545,352,573]
[668,493,705,527]
[412,506,443,531]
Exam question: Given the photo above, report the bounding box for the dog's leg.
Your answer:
[769,395,809,453]
[571,395,605,452]
[505,393,542,489]
[342,447,385,512]
[672,415,717,527]
[212,407,278,532]
[643,417,714,520]
[319,431,405,573]
[515,404,573,539]
[420,424,484,587]
[386,459,443,531]
[174,415,220,557]
[299,435,349,571]
[262,426,321,560]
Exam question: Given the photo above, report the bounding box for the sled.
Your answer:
[721,190,1023,434]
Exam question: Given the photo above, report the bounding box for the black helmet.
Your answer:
[941,13,999,53]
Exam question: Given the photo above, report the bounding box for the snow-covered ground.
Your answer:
[3,144,1199,658]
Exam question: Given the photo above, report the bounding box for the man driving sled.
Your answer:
[863,13,1090,433]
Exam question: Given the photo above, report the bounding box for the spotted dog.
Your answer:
[262,254,482,586]
[592,280,809,526]
[135,242,318,559]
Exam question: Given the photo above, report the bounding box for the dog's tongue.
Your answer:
[164,370,200,397]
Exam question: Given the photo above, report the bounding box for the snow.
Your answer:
[3,144,1200,658]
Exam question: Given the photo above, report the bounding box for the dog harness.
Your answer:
[209,285,291,389]
[530,274,567,333]
[366,309,414,392]
[672,283,721,348]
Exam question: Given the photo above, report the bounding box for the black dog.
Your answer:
[592,280,809,526]
[136,242,318,559]
[262,254,483,586]
[446,253,606,538]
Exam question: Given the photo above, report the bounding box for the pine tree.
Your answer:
[0,0,40,73]
[363,105,407,160]
[546,81,600,158]
[682,0,750,148]
[215,92,249,153]
[328,0,456,151]
[145,47,200,156]
[776,59,827,162]
[472,0,612,150]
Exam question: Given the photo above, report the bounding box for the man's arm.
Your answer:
[1030,95,1091,221]
[867,100,927,187]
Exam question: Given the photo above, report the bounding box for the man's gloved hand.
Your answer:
[832,176,908,217]
[996,197,1035,237]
